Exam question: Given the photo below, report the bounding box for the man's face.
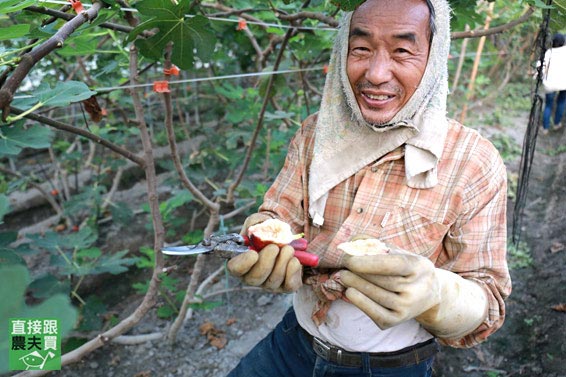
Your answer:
[347,0,431,126]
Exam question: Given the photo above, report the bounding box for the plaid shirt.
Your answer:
[259,113,511,348]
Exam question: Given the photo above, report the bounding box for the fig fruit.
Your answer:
[247,218,303,250]
[337,238,389,257]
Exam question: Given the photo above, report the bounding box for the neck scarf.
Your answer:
[308,0,451,227]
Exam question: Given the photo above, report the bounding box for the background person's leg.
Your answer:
[543,92,557,133]
[553,90,566,129]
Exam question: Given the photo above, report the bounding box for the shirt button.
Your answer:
[371,167,378,173]
[356,207,364,214]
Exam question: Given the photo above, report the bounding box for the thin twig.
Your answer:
[452,6,535,40]
[276,10,338,27]
[0,165,64,216]
[226,27,294,202]
[162,43,220,343]
[8,107,145,168]
[24,5,134,33]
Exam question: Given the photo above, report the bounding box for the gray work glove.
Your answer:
[227,213,303,293]
[341,250,488,339]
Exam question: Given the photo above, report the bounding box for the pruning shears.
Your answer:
[161,233,319,267]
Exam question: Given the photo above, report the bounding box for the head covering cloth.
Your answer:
[308,0,452,227]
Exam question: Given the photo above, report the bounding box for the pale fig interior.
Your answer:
[337,238,389,256]
[248,218,296,245]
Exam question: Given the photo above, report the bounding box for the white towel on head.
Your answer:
[308,0,452,226]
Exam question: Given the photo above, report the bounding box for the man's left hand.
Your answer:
[340,253,441,330]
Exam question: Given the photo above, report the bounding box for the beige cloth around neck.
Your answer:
[309,0,452,226]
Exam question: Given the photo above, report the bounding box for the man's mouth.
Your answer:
[364,93,393,101]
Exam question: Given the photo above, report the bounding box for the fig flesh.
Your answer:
[337,238,390,257]
[247,218,303,250]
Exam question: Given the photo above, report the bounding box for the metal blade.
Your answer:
[161,245,212,256]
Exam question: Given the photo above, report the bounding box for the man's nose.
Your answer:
[365,52,393,85]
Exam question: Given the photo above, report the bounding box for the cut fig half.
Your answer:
[247,218,303,250]
[337,238,390,257]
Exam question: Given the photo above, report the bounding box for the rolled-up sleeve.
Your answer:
[439,137,511,348]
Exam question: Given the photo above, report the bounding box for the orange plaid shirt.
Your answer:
[259,113,511,348]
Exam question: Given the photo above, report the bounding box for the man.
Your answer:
[227,0,511,376]
[542,32,566,134]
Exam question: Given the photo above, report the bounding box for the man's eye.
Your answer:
[351,46,370,53]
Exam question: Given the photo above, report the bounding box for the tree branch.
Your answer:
[0,2,104,120]
[162,82,219,212]
[451,6,535,40]
[24,5,134,33]
[8,107,145,168]
[226,27,294,202]
[276,11,338,28]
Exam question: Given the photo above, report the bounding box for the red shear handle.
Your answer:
[293,250,319,267]
[242,235,318,267]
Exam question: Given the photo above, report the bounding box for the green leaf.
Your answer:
[0,24,29,41]
[77,247,103,260]
[28,274,71,299]
[110,201,134,225]
[550,0,566,30]
[0,265,77,374]
[532,0,553,9]
[8,82,96,123]
[0,230,16,246]
[157,305,176,319]
[128,0,216,69]
[63,249,139,276]
[28,227,98,253]
[330,0,365,11]
[76,296,106,331]
[0,194,9,221]
[0,0,36,14]
[34,81,97,107]
[181,230,204,245]
[0,250,25,266]
[58,34,100,57]
[135,246,155,269]
[0,123,54,157]
[132,281,149,294]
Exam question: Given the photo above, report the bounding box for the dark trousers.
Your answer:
[227,307,435,377]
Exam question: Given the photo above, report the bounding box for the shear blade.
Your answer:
[161,245,211,256]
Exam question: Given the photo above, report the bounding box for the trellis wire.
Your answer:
[512,0,553,244]
[95,66,324,93]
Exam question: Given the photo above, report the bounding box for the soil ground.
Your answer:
[7,116,566,377]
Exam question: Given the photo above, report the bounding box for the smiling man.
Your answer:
[227,1,511,376]
[347,0,430,126]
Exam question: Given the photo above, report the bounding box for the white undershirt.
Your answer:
[293,286,434,352]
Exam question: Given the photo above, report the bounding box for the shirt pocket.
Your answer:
[377,207,449,259]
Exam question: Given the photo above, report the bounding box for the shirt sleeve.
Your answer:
[257,116,316,234]
[438,138,512,348]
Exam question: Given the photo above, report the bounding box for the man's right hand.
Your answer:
[227,244,303,292]
[227,213,302,292]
